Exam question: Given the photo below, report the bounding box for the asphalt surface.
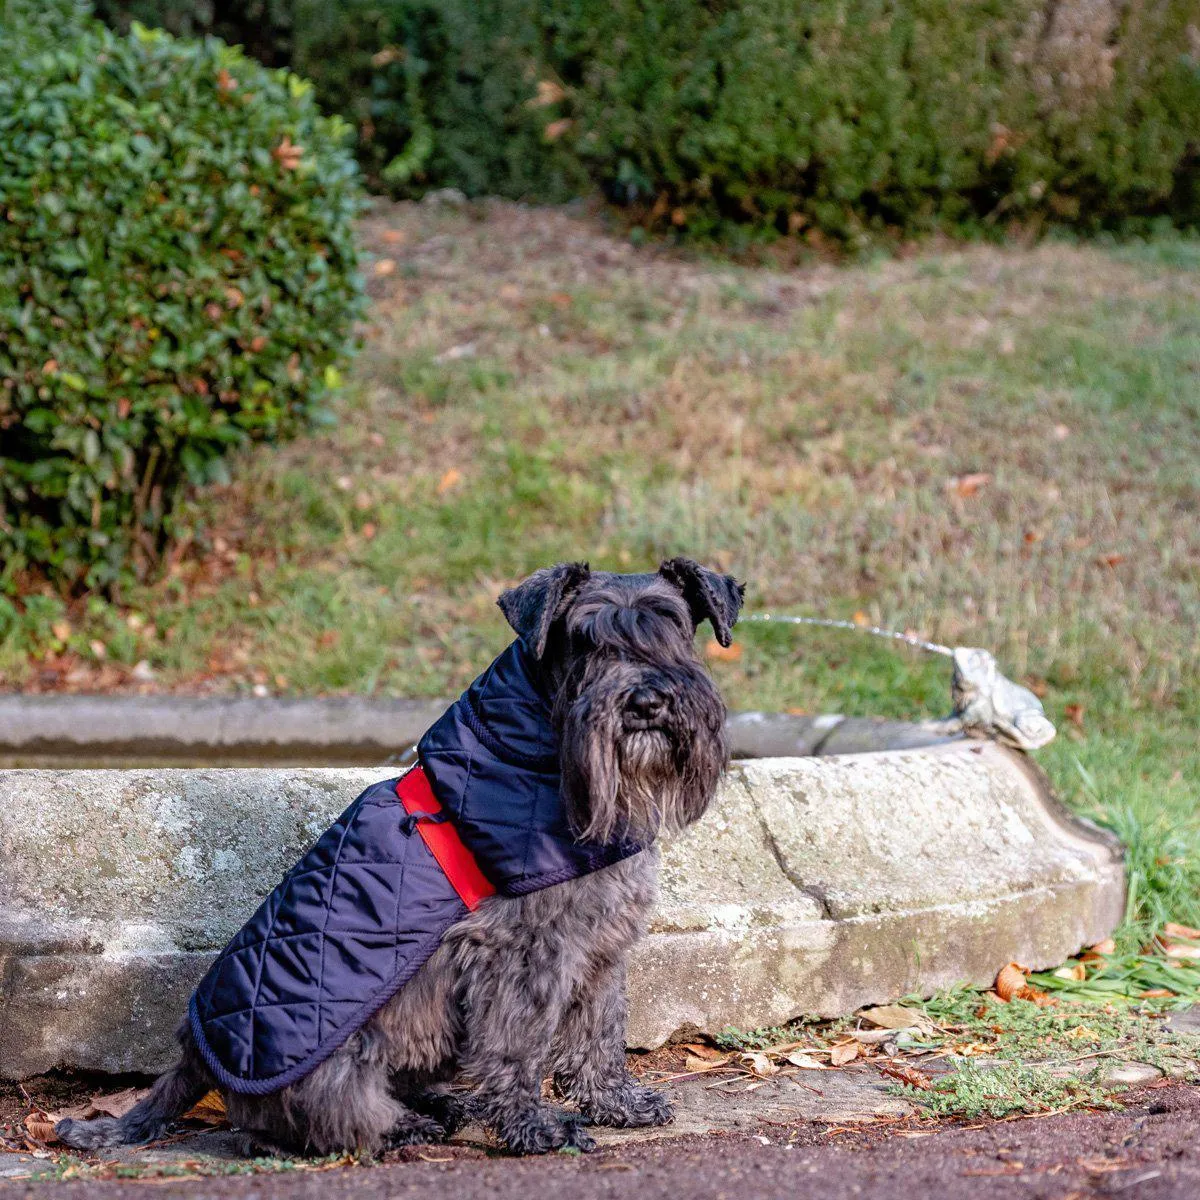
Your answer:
[3,1084,1198,1199]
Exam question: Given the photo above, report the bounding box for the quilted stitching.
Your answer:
[419,639,641,895]
[190,774,467,1094]
[191,639,643,1097]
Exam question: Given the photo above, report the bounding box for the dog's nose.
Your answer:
[626,687,666,722]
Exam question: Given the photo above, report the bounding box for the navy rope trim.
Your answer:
[461,691,558,773]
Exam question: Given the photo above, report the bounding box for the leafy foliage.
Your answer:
[0,12,364,591]
[93,0,1200,243]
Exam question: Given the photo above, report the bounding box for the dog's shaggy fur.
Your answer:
[57,559,742,1157]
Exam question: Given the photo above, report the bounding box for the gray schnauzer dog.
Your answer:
[57,559,743,1157]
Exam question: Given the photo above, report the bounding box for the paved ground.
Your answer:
[0,1083,1197,1199]
[4,1059,1198,1198]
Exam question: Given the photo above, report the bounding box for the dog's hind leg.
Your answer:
[56,1025,211,1150]
[551,956,672,1128]
[248,1027,447,1156]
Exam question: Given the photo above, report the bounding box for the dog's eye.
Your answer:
[569,627,597,652]
[649,603,691,637]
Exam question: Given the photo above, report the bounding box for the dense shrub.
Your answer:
[0,0,93,50]
[94,0,1200,244]
[548,0,1200,244]
[0,15,364,591]
[95,0,587,199]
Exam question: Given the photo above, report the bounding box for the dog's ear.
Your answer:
[497,562,591,658]
[658,557,746,647]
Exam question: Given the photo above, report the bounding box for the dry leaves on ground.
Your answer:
[995,962,1053,1005]
[23,1087,150,1146]
[859,1004,934,1032]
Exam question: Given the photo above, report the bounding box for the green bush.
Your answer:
[92,1,1200,245]
[551,0,1200,244]
[95,0,587,199]
[0,0,93,49]
[0,15,364,591]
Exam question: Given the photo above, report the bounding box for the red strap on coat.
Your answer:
[395,767,496,911]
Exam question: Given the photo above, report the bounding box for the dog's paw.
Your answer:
[586,1084,673,1128]
[384,1114,447,1148]
[410,1090,469,1137]
[500,1107,596,1155]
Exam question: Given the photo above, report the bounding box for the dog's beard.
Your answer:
[559,671,727,845]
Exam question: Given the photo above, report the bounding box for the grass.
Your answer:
[1,199,1198,945]
[711,985,1200,1121]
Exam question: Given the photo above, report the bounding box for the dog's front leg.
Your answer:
[552,958,673,1128]
[459,954,596,1154]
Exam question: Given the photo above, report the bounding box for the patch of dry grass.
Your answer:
[1,203,1196,874]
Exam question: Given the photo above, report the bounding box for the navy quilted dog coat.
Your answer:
[189,639,642,1095]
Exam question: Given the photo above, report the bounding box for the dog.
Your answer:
[57,558,743,1157]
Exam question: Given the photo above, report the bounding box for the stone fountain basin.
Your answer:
[0,732,1123,1079]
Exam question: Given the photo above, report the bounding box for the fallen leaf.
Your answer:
[1063,703,1085,730]
[684,1054,728,1073]
[1053,963,1087,982]
[1017,985,1055,1007]
[24,1113,58,1144]
[52,620,72,642]
[224,286,244,308]
[1095,553,1125,569]
[949,1041,995,1057]
[1140,989,1176,999]
[785,1051,828,1070]
[879,1063,932,1090]
[88,1088,150,1120]
[949,472,992,498]
[995,962,1028,1002]
[381,229,407,245]
[830,1041,859,1067]
[859,1005,932,1032]
[183,1091,228,1125]
[42,359,58,375]
[373,258,397,277]
[704,640,742,663]
[1163,943,1200,961]
[437,468,462,495]
[848,1028,901,1045]
[1089,937,1116,955]
[680,1042,726,1061]
[851,610,870,627]
[216,69,238,92]
[1163,922,1200,941]
[742,1051,779,1078]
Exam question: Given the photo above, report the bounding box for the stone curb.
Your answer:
[0,742,1124,1078]
[0,693,955,767]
